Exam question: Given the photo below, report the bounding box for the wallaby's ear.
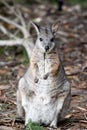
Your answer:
[31,21,40,35]
[51,21,61,35]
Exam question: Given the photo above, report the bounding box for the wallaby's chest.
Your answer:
[37,52,59,75]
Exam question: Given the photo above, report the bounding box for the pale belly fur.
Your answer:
[25,93,57,125]
[23,77,60,125]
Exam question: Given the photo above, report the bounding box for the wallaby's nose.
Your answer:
[45,46,49,51]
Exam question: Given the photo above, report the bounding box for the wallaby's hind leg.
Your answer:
[17,89,25,117]
[50,97,65,128]
[60,91,71,120]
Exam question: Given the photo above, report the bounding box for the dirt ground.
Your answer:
[0,2,87,130]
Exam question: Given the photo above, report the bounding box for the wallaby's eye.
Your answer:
[39,38,43,41]
[50,38,54,42]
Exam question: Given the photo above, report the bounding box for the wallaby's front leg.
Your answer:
[43,73,49,80]
[44,56,60,79]
[30,60,39,83]
[30,56,39,83]
[31,64,39,83]
[43,65,59,80]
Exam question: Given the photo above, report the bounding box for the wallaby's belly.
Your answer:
[24,75,64,124]
[25,86,57,125]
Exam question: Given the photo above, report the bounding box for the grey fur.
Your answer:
[17,22,71,128]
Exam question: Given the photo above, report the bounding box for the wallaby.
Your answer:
[17,21,71,128]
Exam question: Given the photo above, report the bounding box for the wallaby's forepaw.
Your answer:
[43,73,49,80]
[34,77,39,83]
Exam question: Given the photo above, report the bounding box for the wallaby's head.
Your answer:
[31,22,60,53]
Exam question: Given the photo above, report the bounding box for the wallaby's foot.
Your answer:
[50,124,57,129]
[34,77,39,83]
[50,120,57,129]
[43,73,49,80]
[48,127,60,130]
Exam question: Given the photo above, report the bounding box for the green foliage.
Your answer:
[26,120,45,130]
[0,46,29,64]
[0,47,5,55]
[68,0,87,6]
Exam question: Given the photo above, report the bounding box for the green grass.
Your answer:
[0,46,29,65]
[26,120,45,130]
[22,47,29,65]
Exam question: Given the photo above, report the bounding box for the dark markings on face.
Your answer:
[39,27,54,42]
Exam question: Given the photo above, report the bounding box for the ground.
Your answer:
[0,2,87,130]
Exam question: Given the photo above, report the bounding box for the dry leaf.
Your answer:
[0,85,11,90]
[0,126,15,130]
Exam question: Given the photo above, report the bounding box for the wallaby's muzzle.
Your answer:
[45,46,49,51]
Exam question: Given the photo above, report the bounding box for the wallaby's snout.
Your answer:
[45,45,49,52]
